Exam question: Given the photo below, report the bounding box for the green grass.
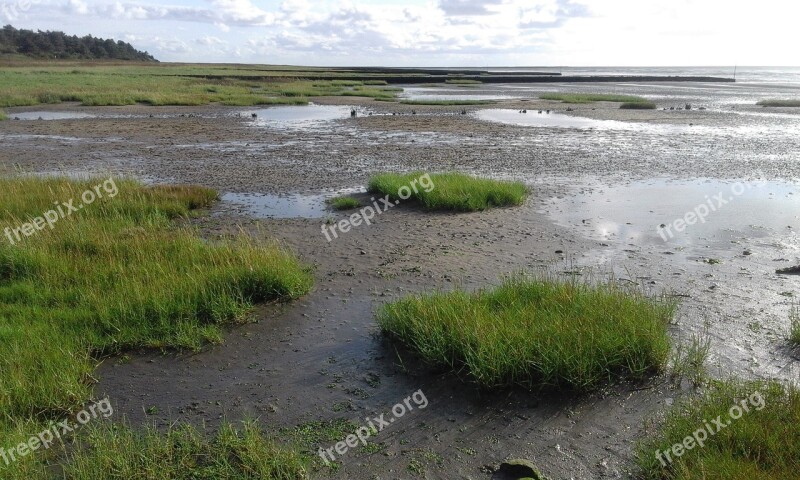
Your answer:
[621,101,657,109]
[790,307,800,346]
[368,172,528,212]
[540,93,652,104]
[445,79,482,85]
[0,176,313,476]
[52,421,308,480]
[757,99,800,107]
[0,109,6,120]
[327,196,362,210]
[399,99,493,106]
[377,274,675,390]
[636,379,800,480]
[0,64,404,107]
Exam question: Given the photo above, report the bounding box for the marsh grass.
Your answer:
[636,379,800,480]
[669,333,711,387]
[327,196,362,210]
[621,101,657,109]
[399,99,493,106]
[377,274,675,390]
[368,172,528,212]
[445,79,482,85]
[58,421,307,480]
[790,307,800,346]
[0,109,7,120]
[0,176,312,424]
[541,93,651,104]
[0,66,403,107]
[757,99,800,107]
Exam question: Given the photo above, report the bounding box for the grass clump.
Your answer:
[540,93,651,104]
[0,109,6,120]
[57,421,307,479]
[445,79,482,85]
[368,172,527,212]
[327,196,362,210]
[621,101,657,109]
[790,307,800,346]
[757,99,800,107]
[636,379,800,480]
[0,176,312,419]
[399,99,493,106]
[377,274,675,390]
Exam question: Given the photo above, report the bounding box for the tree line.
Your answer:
[0,25,157,61]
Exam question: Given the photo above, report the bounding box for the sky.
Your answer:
[2,0,798,66]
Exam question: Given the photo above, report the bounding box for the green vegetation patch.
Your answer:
[0,66,403,107]
[540,93,652,104]
[790,307,800,346]
[57,421,307,480]
[327,196,362,210]
[636,379,800,480]
[377,274,675,390]
[0,176,312,418]
[757,99,800,107]
[445,79,483,85]
[368,172,528,212]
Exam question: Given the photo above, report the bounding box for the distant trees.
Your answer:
[0,25,157,61]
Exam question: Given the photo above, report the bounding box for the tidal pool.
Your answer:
[244,105,354,128]
[545,179,800,249]
[221,187,365,218]
[11,111,94,120]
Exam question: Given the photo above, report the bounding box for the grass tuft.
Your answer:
[368,172,528,212]
[377,274,675,390]
[327,196,362,210]
[0,176,313,420]
[445,79,482,85]
[757,99,800,107]
[541,93,651,104]
[636,379,800,480]
[790,307,800,346]
[59,421,307,479]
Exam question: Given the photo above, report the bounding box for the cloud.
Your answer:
[438,0,505,16]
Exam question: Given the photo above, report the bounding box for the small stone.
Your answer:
[555,250,564,254]
[743,250,752,256]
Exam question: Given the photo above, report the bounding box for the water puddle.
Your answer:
[221,187,365,219]
[545,179,800,249]
[243,104,354,128]
[476,109,616,129]
[11,111,94,121]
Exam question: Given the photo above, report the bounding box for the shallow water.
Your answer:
[400,87,513,101]
[11,111,94,120]
[243,104,354,129]
[545,179,800,249]
[221,187,365,218]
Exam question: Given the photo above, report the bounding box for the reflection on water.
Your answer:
[545,179,800,249]
[222,187,365,218]
[12,111,94,120]
[400,87,512,101]
[475,109,617,129]
[244,105,354,128]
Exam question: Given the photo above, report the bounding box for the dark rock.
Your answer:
[494,459,546,480]
[776,265,800,275]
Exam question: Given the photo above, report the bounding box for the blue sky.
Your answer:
[2,0,797,65]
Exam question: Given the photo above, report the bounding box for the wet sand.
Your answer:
[1,82,799,479]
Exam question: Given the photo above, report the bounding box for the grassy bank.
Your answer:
[637,379,800,480]
[368,172,528,212]
[0,64,403,107]
[377,275,675,390]
[445,79,482,85]
[541,92,652,105]
[0,176,313,477]
[757,99,800,107]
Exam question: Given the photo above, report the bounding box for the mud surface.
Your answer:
[2,81,799,479]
